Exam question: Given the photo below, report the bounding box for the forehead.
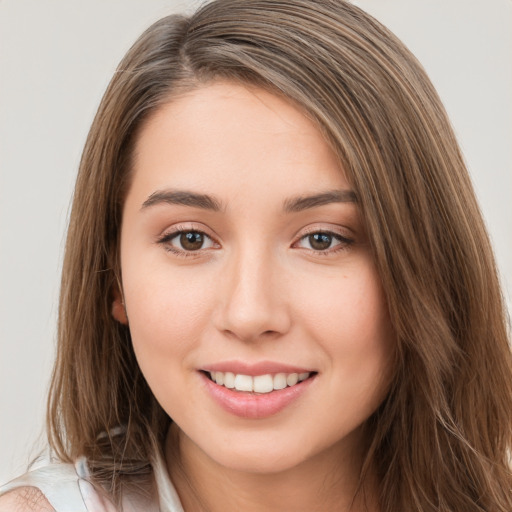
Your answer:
[128,81,349,207]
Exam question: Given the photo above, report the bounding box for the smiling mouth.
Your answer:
[204,371,316,394]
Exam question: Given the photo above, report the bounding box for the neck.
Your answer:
[165,424,380,512]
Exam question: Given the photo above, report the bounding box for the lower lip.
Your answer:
[200,372,316,419]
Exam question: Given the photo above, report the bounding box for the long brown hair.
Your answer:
[48,0,512,509]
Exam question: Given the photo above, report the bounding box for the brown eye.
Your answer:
[295,231,352,253]
[159,229,216,253]
[308,233,333,251]
[180,231,205,251]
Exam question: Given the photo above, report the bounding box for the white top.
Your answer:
[0,451,184,512]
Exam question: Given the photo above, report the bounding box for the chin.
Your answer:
[195,427,333,476]
[212,447,307,475]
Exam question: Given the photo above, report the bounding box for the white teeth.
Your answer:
[234,374,253,392]
[208,371,312,392]
[273,373,287,390]
[253,374,274,393]
[223,372,235,389]
[286,373,299,386]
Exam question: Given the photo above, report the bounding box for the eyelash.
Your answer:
[156,226,354,258]
[293,230,354,255]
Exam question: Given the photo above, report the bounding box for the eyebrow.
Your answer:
[141,189,224,211]
[141,188,357,213]
[283,189,357,212]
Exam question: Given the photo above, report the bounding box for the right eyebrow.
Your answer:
[140,189,224,212]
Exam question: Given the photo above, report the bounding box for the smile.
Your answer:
[200,368,317,419]
[207,371,312,393]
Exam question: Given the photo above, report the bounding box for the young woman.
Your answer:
[1,0,511,511]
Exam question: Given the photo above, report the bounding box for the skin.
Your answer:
[115,82,395,511]
[0,488,54,512]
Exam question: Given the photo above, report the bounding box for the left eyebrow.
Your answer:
[283,189,358,213]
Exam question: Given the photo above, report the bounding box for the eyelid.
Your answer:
[157,222,218,239]
[299,221,354,234]
[294,223,354,241]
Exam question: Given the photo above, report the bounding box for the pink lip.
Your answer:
[199,371,316,419]
[201,360,314,376]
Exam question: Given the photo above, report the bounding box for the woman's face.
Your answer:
[117,82,395,474]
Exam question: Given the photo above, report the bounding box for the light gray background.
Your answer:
[1,0,510,483]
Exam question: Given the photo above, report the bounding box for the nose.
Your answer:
[214,248,291,342]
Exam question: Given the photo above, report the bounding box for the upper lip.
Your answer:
[201,360,315,376]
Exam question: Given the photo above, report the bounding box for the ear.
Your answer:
[112,286,128,325]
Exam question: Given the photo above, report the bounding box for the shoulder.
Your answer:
[0,462,89,512]
[0,460,159,512]
[0,486,55,511]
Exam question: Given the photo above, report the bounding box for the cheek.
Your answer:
[299,263,390,339]
[122,264,214,358]
[121,266,216,415]
[297,263,394,390]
